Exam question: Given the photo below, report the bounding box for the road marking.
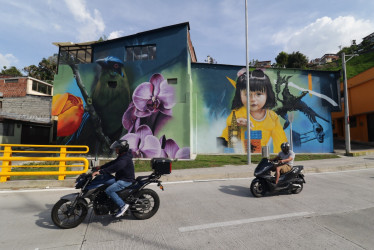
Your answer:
[178,212,313,232]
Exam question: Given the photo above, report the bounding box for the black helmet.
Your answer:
[110,140,129,154]
[281,142,290,154]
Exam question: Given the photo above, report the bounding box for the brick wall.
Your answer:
[0,78,28,97]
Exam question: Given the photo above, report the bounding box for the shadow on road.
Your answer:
[218,185,251,197]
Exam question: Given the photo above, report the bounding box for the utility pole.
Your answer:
[245,0,251,164]
[341,52,358,155]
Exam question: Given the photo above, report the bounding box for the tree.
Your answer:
[0,66,23,76]
[286,51,308,69]
[23,55,57,83]
[275,51,288,68]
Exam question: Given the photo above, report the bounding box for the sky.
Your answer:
[1,0,374,71]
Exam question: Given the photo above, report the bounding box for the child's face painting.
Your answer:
[240,89,247,106]
[249,90,267,112]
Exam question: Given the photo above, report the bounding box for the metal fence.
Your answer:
[0,144,89,182]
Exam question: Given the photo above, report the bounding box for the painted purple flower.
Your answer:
[121,125,161,158]
[132,73,175,118]
[122,102,140,133]
[159,135,190,159]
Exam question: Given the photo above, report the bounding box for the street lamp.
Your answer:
[245,0,251,164]
[341,52,358,155]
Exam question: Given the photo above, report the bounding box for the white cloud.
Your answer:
[0,53,18,69]
[272,16,374,59]
[64,0,105,41]
[108,31,125,40]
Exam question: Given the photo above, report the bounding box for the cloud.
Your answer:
[64,0,105,41]
[0,53,18,69]
[108,31,125,40]
[272,16,374,59]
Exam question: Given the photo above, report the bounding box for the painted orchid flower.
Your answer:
[132,73,175,118]
[121,125,161,158]
[159,135,190,159]
[52,93,84,137]
[122,102,140,133]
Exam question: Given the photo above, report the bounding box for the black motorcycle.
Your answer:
[250,158,305,197]
[51,158,171,229]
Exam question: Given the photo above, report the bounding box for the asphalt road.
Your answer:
[1,168,374,250]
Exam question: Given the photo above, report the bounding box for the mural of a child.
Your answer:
[220,69,287,153]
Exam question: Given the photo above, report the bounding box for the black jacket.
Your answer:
[99,150,135,182]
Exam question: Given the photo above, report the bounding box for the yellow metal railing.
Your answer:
[0,144,89,182]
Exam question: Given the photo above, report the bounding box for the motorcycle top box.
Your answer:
[151,158,172,175]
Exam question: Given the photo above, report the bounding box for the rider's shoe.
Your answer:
[115,204,130,218]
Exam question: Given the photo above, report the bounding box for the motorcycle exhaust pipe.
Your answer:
[292,184,301,188]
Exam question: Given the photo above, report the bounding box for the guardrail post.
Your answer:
[0,146,12,182]
[58,147,66,180]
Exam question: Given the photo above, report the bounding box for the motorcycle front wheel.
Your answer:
[250,178,266,197]
[51,199,88,229]
[131,189,160,220]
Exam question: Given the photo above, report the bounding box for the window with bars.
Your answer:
[32,81,52,95]
[126,45,156,61]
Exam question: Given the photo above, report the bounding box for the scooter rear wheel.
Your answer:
[250,178,266,197]
[291,183,303,194]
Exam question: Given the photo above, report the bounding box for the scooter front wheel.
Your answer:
[250,178,266,197]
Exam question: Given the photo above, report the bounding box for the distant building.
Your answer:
[320,54,339,64]
[254,61,272,68]
[0,76,55,144]
[310,54,339,66]
[362,32,374,44]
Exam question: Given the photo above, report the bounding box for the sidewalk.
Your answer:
[2,138,374,190]
[2,153,374,190]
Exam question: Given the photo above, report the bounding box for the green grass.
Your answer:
[6,154,339,180]
[133,154,339,172]
[310,51,374,80]
[9,161,81,180]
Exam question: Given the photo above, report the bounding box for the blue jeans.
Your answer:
[105,180,132,208]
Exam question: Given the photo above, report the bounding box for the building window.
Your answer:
[0,121,15,136]
[32,81,52,95]
[167,78,178,85]
[126,45,156,61]
[4,78,18,83]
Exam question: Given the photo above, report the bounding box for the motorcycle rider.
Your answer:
[270,142,295,185]
[91,139,135,218]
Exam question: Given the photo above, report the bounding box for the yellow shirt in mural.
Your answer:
[221,106,287,152]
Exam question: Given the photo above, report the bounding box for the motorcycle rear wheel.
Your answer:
[51,199,88,229]
[131,189,160,220]
[250,178,266,197]
[291,183,303,194]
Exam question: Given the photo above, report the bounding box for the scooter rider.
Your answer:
[270,142,295,185]
[91,139,135,217]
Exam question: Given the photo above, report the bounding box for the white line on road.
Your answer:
[178,211,313,232]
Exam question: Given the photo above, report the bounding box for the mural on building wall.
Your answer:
[192,65,340,154]
[52,56,190,159]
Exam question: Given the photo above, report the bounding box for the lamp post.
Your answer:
[341,52,358,155]
[245,0,251,164]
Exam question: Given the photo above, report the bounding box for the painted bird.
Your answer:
[91,56,131,139]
